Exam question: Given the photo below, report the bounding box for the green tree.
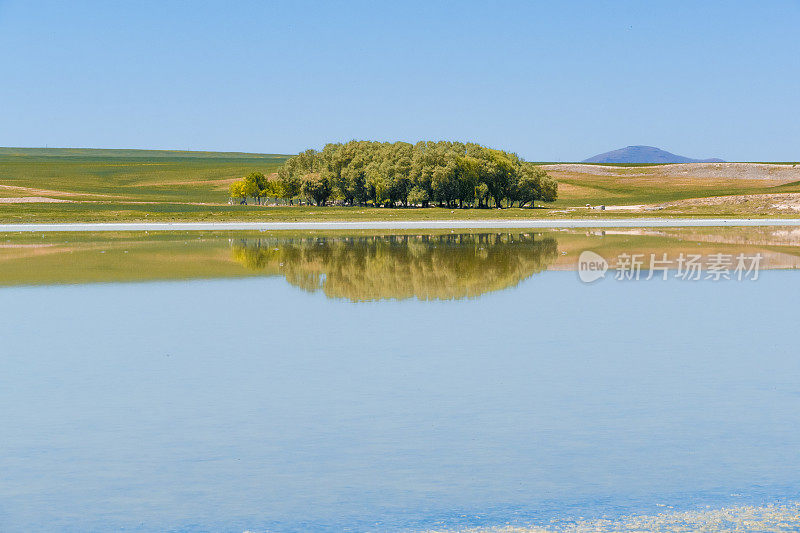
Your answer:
[301,174,332,206]
[229,180,247,204]
[277,167,301,205]
[540,174,558,203]
[480,149,521,208]
[475,182,490,208]
[407,186,430,207]
[516,163,558,207]
[261,176,281,204]
[278,149,320,205]
[241,172,265,204]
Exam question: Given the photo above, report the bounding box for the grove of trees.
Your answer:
[228,141,557,208]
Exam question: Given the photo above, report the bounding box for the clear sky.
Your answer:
[1,0,798,161]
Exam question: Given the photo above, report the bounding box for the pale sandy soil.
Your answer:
[575,193,800,213]
[0,196,227,205]
[0,243,65,261]
[578,204,661,212]
[0,243,56,248]
[543,162,800,182]
[600,204,650,211]
[0,196,73,203]
[0,184,125,199]
[78,200,229,206]
[425,502,800,532]
[661,192,800,211]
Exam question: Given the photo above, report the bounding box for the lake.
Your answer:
[1,228,799,532]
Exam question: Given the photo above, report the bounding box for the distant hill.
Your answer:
[583,145,725,164]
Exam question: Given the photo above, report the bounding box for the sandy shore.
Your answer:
[2,219,800,232]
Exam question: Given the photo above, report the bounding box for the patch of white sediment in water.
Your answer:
[425,502,800,532]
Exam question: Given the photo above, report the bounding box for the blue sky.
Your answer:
[1,0,798,161]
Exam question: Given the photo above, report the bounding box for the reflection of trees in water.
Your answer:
[231,233,558,301]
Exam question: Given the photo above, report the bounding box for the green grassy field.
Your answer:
[0,147,288,204]
[1,147,799,221]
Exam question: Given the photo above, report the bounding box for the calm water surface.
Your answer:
[1,230,799,532]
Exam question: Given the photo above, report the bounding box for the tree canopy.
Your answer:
[229,172,269,204]
[228,141,558,208]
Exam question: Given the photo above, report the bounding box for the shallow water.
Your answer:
[1,229,799,532]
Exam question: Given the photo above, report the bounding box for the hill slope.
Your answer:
[583,145,724,164]
[0,147,286,160]
[0,147,289,206]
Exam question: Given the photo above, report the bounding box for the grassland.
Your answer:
[0,147,287,203]
[1,147,800,222]
[544,163,800,214]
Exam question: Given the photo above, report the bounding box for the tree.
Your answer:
[320,143,352,204]
[432,162,458,207]
[261,176,281,204]
[301,174,332,206]
[455,156,480,207]
[475,183,490,208]
[229,181,247,204]
[341,162,368,205]
[243,172,267,203]
[277,167,301,205]
[540,174,558,203]
[228,172,269,205]
[516,163,558,207]
[278,149,321,205]
[407,186,430,207]
[241,173,262,204]
[480,149,521,208]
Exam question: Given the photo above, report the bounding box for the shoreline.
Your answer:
[3,218,800,232]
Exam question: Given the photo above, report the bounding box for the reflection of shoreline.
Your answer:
[656,227,800,247]
[428,501,800,532]
[546,227,800,271]
[2,227,799,286]
[231,234,559,301]
[551,250,800,272]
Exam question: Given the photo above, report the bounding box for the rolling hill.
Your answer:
[583,145,725,164]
